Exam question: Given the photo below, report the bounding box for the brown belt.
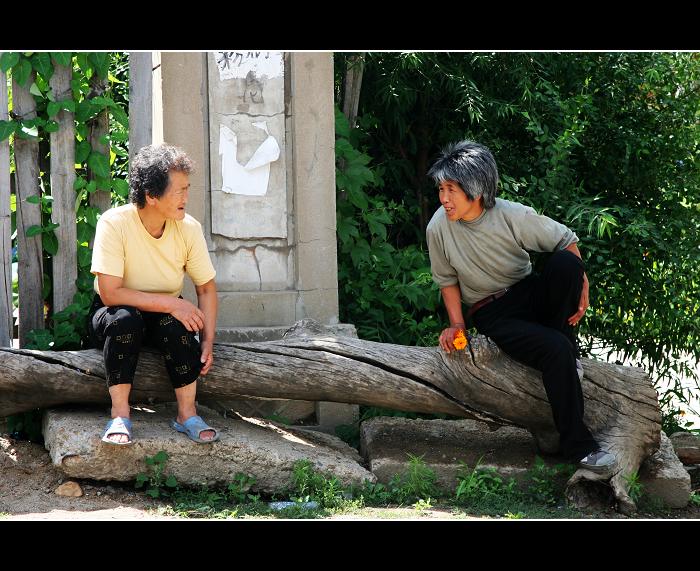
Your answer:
[467,288,509,318]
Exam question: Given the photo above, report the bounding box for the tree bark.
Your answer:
[49,61,77,313]
[0,319,660,514]
[0,62,13,346]
[12,71,44,346]
[87,73,111,219]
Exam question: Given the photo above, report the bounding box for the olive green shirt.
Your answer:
[426,198,578,307]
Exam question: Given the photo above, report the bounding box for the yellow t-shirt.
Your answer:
[91,203,216,297]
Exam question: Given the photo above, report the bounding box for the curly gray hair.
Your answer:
[129,144,194,208]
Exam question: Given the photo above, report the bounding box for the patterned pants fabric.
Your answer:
[88,294,202,389]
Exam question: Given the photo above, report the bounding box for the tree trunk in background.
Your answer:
[342,54,364,130]
[87,73,110,223]
[0,63,13,346]
[12,71,44,346]
[49,62,77,313]
[0,318,661,514]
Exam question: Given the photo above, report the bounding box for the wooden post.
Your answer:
[0,62,13,346]
[13,70,45,346]
[128,52,152,162]
[87,72,110,216]
[49,61,77,313]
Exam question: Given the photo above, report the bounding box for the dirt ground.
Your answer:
[0,434,177,520]
[2,433,699,521]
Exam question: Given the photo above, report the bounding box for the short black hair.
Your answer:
[129,144,194,208]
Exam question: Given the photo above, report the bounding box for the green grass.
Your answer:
[137,453,608,520]
[137,450,698,520]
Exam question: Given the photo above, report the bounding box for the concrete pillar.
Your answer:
[159,51,357,434]
[288,52,339,325]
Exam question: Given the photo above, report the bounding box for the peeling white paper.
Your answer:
[215,51,284,81]
[219,122,280,196]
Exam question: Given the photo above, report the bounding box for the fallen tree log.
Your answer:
[0,319,660,514]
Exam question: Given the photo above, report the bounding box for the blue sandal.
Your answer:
[171,415,219,443]
[101,416,133,445]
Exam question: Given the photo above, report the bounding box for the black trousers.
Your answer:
[471,249,598,461]
[88,294,202,389]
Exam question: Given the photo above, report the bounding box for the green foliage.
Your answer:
[412,497,433,512]
[135,449,261,519]
[351,480,394,506]
[6,409,43,443]
[524,456,576,506]
[454,459,519,504]
[226,473,259,504]
[0,52,130,362]
[135,450,178,499]
[289,459,347,509]
[623,471,644,503]
[384,453,441,504]
[690,492,700,506]
[661,406,697,436]
[336,52,700,414]
[335,107,443,346]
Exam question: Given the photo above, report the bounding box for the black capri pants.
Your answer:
[88,294,203,389]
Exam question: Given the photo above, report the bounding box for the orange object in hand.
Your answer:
[453,329,468,350]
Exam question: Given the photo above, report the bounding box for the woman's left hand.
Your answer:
[568,272,589,326]
[200,339,214,375]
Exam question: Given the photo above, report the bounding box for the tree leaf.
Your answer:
[43,231,58,256]
[76,140,91,164]
[44,120,60,133]
[88,52,110,79]
[31,52,53,81]
[51,52,72,67]
[85,206,99,227]
[0,120,17,142]
[73,177,88,191]
[112,178,129,198]
[29,82,43,97]
[26,225,43,237]
[88,151,110,178]
[78,246,92,268]
[13,58,33,87]
[20,124,39,138]
[110,105,129,129]
[47,101,61,118]
[0,52,20,73]
[76,53,92,76]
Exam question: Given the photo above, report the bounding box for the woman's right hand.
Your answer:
[170,298,206,332]
[439,325,465,354]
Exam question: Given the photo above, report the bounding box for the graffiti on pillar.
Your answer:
[244,70,265,104]
[219,121,280,196]
[215,51,283,81]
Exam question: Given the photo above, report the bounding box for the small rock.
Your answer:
[670,432,700,465]
[55,481,83,497]
[96,491,102,496]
